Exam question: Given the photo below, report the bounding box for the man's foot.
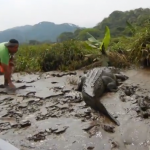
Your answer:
[4,84,8,88]
[8,82,16,90]
[4,82,8,88]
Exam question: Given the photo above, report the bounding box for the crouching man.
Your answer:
[0,39,19,89]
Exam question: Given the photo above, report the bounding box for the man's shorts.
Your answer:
[0,60,12,73]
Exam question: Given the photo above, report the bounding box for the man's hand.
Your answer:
[1,63,16,90]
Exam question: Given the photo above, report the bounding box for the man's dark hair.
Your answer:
[9,39,19,44]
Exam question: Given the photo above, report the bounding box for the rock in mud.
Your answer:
[119,94,133,102]
[19,120,31,128]
[87,146,95,150]
[0,123,11,131]
[64,91,82,103]
[141,111,149,118]
[0,96,14,102]
[54,126,68,134]
[110,141,119,149]
[51,72,76,77]
[82,122,96,131]
[88,126,100,137]
[119,84,138,96]
[133,107,141,113]
[27,131,46,142]
[50,126,58,132]
[18,102,28,108]
[75,108,91,118]
[0,117,18,129]
[103,124,115,133]
[120,84,150,120]
[55,103,69,109]
[0,110,9,117]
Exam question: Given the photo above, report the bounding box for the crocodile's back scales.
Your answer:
[82,68,104,97]
[82,67,113,98]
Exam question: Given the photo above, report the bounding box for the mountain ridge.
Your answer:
[57,7,150,41]
[0,21,80,43]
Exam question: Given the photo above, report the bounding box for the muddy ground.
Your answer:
[0,68,150,150]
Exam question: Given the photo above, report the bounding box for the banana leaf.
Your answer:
[85,41,97,48]
[100,26,111,51]
[87,32,98,43]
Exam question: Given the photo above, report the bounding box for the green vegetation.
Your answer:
[58,8,150,42]
[14,8,150,72]
[15,41,99,72]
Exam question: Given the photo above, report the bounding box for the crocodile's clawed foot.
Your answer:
[115,74,129,81]
[110,89,118,92]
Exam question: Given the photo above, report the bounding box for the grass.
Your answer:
[15,40,99,72]
[67,76,79,85]
[129,27,150,66]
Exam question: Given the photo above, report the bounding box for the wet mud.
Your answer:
[0,68,150,149]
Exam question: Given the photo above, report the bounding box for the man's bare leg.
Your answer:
[4,66,14,87]
[4,74,8,87]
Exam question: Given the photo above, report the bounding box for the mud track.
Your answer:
[0,68,150,150]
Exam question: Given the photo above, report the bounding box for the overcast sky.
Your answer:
[0,0,150,31]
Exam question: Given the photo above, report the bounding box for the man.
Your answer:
[0,39,19,89]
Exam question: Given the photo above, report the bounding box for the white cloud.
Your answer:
[0,0,150,30]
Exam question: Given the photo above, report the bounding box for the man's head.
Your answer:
[5,39,19,54]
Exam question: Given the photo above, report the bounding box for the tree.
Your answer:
[57,32,74,42]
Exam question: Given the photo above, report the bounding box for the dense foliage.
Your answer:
[14,8,150,72]
[15,41,99,72]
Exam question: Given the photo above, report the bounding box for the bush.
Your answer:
[15,40,99,72]
[16,28,150,72]
[128,27,150,66]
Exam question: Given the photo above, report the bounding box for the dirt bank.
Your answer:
[0,68,150,150]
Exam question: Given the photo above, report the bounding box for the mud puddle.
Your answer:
[0,69,150,150]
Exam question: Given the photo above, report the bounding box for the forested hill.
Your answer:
[57,8,150,42]
[0,22,79,43]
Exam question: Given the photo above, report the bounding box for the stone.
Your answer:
[54,126,68,134]
[20,120,31,128]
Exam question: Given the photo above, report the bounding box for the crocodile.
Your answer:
[77,67,128,126]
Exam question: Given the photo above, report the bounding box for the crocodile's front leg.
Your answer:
[76,75,86,91]
[115,73,129,81]
[101,76,118,92]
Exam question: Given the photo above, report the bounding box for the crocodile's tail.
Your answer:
[82,92,120,126]
[96,100,120,126]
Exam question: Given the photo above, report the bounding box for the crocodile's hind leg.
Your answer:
[101,76,118,92]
